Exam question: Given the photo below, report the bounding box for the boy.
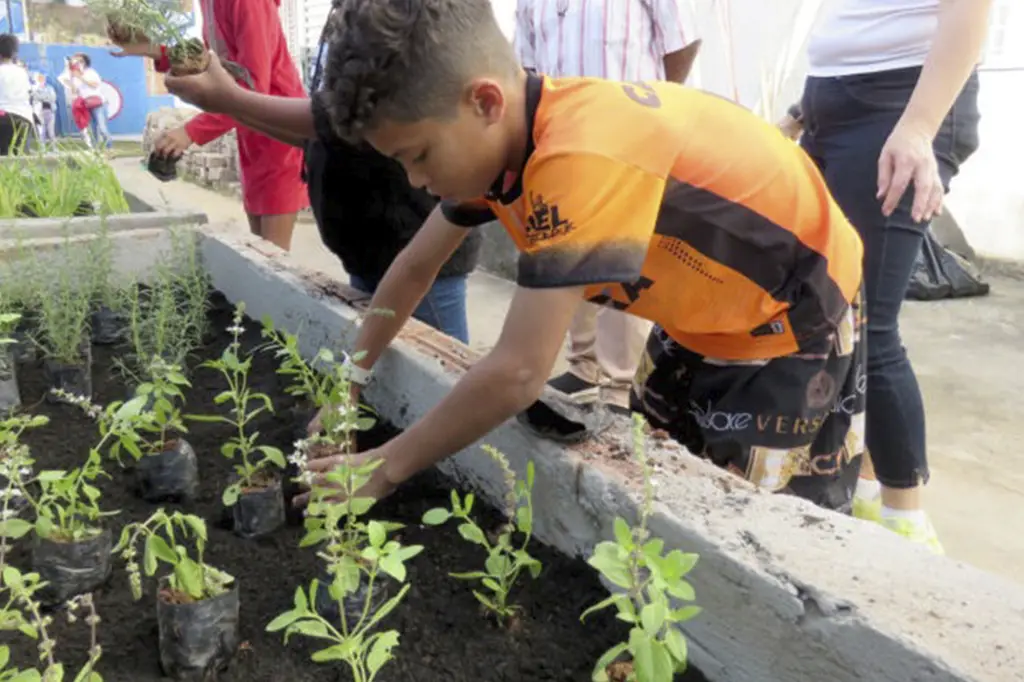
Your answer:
[165,0,867,512]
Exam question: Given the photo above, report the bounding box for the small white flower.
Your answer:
[0,508,17,519]
[227,324,245,335]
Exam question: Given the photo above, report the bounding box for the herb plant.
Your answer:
[422,446,542,625]
[33,239,93,365]
[114,509,232,602]
[581,415,701,682]
[268,443,422,682]
[62,359,191,468]
[188,303,285,506]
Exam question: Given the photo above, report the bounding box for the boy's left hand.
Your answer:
[154,127,192,157]
[164,51,240,114]
[291,448,399,508]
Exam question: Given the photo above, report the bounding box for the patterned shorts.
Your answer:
[630,295,866,513]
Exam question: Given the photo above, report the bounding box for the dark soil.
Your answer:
[2,293,708,681]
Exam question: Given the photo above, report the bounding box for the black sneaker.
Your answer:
[547,372,600,403]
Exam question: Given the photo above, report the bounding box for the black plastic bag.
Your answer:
[906,229,990,301]
[136,439,199,503]
[157,578,239,681]
[232,479,285,539]
[147,152,180,182]
[32,528,112,606]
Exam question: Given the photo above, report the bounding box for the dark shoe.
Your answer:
[547,372,600,403]
[517,400,591,444]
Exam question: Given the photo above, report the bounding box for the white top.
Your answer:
[514,0,694,81]
[806,0,940,77]
[60,66,105,101]
[0,62,35,123]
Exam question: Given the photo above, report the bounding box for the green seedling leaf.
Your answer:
[588,543,632,589]
[265,609,302,633]
[367,520,386,548]
[148,535,178,564]
[670,605,702,623]
[590,642,629,682]
[222,484,240,507]
[630,629,674,682]
[367,630,401,675]
[664,627,688,665]
[458,522,486,546]
[379,553,407,582]
[0,518,33,540]
[640,600,667,636]
[613,517,634,549]
[421,508,451,526]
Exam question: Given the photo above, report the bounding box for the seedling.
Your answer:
[422,446,541,625]
[268,443,422,682]
[581,415,701,682]
[0,413,51,561]
[63,359,199,504]
[114,509,237,679]
[0,567,105,682]
[189,303,285,507]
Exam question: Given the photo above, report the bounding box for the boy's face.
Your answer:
[364,79,510,202]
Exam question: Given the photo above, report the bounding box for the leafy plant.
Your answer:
[0,151,127,219]
[62,359,191,467]
[0,567,104,682]
[0,414,51,559]
[580,415,701,682]
[32,237,93,365]
[422,446,541,625]
[114,509,231,603]
[188,303,285,506]
[0,309,19,378]
[268,445,422,682]
[266,353,419,682]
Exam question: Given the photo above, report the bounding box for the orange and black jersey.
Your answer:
[442,73,863,360]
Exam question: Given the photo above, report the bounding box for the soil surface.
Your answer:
[2,294,708,681]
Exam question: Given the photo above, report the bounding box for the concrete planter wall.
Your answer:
[3,228,1021,682]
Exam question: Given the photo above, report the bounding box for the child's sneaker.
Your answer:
[881,514,945,555]
[852,494,883,523]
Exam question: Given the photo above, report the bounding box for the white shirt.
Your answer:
[514,0,694,81]
[806,0,941,77]
[0,62,34,123]
[60,66,105,101]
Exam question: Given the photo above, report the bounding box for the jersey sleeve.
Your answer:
[440,198,496,228]
[516,152,665,289]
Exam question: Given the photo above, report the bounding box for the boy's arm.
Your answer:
[354,152,664,488]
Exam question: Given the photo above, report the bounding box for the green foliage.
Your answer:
[187,303,285,506]
[0,149,128,219]
[268,452,421,682]
[422,448,541,624]
[113,509,231,603]
[581,416,701,682]
[31,235,93,365]
[86,0,194,47]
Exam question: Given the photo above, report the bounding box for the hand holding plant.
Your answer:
[581,416,701,682]
[422,447,541,626]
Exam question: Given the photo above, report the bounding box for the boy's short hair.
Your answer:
[321,0,518,142]
[0,34,18,60]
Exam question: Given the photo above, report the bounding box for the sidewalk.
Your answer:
[112,156,1024,584]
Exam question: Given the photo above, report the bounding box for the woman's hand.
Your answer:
[164,52,242,114]
[154,126,192,158]
[877,119,944,223]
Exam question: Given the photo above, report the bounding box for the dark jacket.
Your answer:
[304,93,481,283]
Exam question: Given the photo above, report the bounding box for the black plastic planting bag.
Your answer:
[90,306,125,345]
[0,352,20,411]
[232,479,285,539]
[136,439,199,503]
[44,341,93,403]
[313,571,392,627]
[147,152,180,183]
[157,578,240,681]
[31,528,112,605]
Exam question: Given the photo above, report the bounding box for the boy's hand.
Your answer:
[164,52,241,114]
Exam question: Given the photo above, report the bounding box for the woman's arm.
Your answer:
[901,0,993,138]
[876,0,993,221]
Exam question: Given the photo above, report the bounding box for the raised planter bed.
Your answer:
[0,229,1020,682]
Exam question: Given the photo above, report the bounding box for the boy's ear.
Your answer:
[467,78,506,123]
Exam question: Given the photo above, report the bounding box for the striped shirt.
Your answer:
[514,0,694,81]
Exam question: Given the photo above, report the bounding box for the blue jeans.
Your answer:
[350,274,470,345]
[799,67,980,489]
[89,105,111,149]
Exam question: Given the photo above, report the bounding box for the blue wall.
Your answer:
[0,0,27,34]
[17,43,176,137]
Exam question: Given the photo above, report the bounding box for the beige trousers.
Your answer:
[566,302,652,408]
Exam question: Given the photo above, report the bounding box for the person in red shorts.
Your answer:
[108,0,308,252]
[162,0,867,514]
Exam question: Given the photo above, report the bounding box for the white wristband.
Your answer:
[342,353,373,387]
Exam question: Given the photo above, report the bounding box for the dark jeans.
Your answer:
[800,67,980,489]
[0,112,36,156]
[350,274,470,345]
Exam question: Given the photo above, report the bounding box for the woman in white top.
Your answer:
[789,0,992,553]
[0,33,36,155]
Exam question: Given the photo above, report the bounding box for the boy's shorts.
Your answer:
[631,294,866,513]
